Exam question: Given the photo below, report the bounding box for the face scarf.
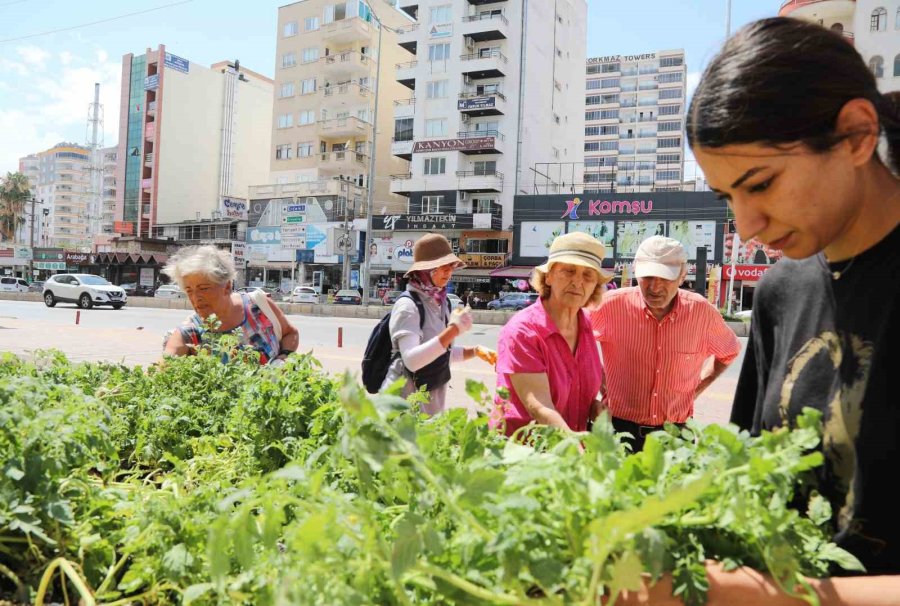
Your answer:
[408,270,448,307]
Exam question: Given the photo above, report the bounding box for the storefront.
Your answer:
[512,192,729,284]
[0,245,32,279]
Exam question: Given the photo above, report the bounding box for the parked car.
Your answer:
[42,274,127,309]
[119,282,155,297]
[155,284,186,299]
[27,280,45,293]
[289,286,319,304]
[333,289,362,305]
[446,293,464,310]
[237,286,281,300]
[0,277,29,293]
[382,290,403,305]
[486,292,539,311]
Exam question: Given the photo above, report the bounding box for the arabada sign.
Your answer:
[413,137,495,153]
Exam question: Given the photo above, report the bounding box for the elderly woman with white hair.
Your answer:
[492,232,612,436]
[162,245,299,364]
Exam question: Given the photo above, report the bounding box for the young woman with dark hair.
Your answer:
[615,17,900,605]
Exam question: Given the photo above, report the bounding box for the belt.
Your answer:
[612,417,685,437]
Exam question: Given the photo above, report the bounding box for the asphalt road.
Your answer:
[0,300,746,422]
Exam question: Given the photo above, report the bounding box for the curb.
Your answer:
[0,293,752,334]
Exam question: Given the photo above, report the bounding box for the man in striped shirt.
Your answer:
[590,236,740,451]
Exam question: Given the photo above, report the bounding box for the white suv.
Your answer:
[0,277,29,293]
[42,274,127,309]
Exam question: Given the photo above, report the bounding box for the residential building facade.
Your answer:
[583,49,687,194]
[19,143,94,249]
[779,0,900,92]
[114,46,274,239]
[100,146,118,236]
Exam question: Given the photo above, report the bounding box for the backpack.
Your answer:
[361,292,426,393]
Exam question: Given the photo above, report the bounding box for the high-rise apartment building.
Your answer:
[388,0,587,227]
[269,0,412,216]
[19,143,94,249]
[583,49,687,194]
[114,46,273,238]
[100,146,118,235]
[779,0,900,92]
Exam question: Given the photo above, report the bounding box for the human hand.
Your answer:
[448,305,474,336]
[474,345,497,367]
[590,398,608,421]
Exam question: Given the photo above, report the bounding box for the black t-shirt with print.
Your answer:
[732,224,900,574]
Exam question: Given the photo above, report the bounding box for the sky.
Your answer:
[0,0,780,176]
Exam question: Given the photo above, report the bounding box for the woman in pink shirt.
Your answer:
[494,232,612,436]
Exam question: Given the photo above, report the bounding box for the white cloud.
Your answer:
[0,46,121,174]
[16,45,51,71]
[686,71,701,104]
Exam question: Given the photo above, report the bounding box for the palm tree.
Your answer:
[0,172,31,242]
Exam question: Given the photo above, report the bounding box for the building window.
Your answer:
[894,54,900,77]
[660,56,683,68]
[601,93,620,104]
[658,72,683,83]
[585,126,600,136]
[658,137,682,149]
[430,4,452,23]
[658,120,681,132]
[657,153,681,164]
[585,95,602,106]
[586,79,603,90]
[659,88,683,100]
[304,16,320,31]
[585,141,617,152]
[423,157,446,175]
[600,109,619,119]
[298,142,314,157]
[656,170,680,181]
[275,144,292,160]
[473,160,496,175]
[283,21,298,37]
[871,7,887,31]
[869,55,885,78]
[280,82,295,98]
[277,113,294,128]
[428,43,451,62]
[301,47,319,63]
[282,52,296,68]
[585,110,601,121]
[422,195,443,212]
[425,118,447,137]
[659,104,681,116]
[298,110,315,125]
[426,80,448,99]
[394,118,413,142]
[473,198,495,213]
[301,78,317,94]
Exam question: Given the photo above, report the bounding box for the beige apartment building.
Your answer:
[268,0,411,218]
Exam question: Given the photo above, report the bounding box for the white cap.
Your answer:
[634,236,688,281]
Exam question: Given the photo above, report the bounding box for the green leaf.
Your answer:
[162,543,194,576]
[391,514,423,580]
[818,543,866,573]
[183,582,215,604]
[607,550,644,601]
[807,492,832,526]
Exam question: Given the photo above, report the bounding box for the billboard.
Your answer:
[519,221,564,258]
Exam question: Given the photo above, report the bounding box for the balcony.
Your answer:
[391,138,414,160]
[456,130,503,154]
[145,122,156,140]
[395,60,417,90]
[778,0,855,21]
[389,172,414,196]
[320,17,373,45]
[144,152,154,165]
[397,23,419,54]
[321,82,371,105]
[321,50,373,79]
[461,13,509,42]
[318,150,368,172]
[393,97,416,119]
[317,116,370,139]
[398,0,418,20]
[455,169,504,193]
[459,49,508,79]
[457,91,507,116]
[249,180,367,201]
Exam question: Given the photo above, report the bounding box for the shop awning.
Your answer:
[95,252,168,265]
[489,266,535,279]
[454,268,494,277]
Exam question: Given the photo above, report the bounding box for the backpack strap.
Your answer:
[250,289,283,342]
[400,291,426,330]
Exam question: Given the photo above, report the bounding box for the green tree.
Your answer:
[0,171,31,242]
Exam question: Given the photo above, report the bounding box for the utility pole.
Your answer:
[361,7,385,306]
[27,197,39,281]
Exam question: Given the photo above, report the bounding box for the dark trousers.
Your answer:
[611,416,684,452]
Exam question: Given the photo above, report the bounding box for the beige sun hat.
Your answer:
[403,233,466,277]
[536,232,614,283]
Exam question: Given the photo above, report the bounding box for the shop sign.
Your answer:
[412,136,495,153]
[35,261,66,270]
[587,53,657,64]
[140,268,155,287]
[561,197,653,219]
[144,75,159,91]
[374,214,475,231]
[429,23,452,38]
[164,52,190,74]
[220,197,248,221]
[64,251,90,264]
[459,253,505,269]
[231,241,246,265]
[723,264,772,281]
[114,221,134,235]
[296,249,315,263]
[457,96,496,111]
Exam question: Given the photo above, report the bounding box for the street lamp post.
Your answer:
[361,8,386,306]
[27,197,43,281]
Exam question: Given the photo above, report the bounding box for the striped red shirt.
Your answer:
[589,287,740,425]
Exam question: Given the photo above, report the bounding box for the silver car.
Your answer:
[42,274,127,309]
[155,284,186,299]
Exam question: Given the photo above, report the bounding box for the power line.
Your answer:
[0,0,195,44]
